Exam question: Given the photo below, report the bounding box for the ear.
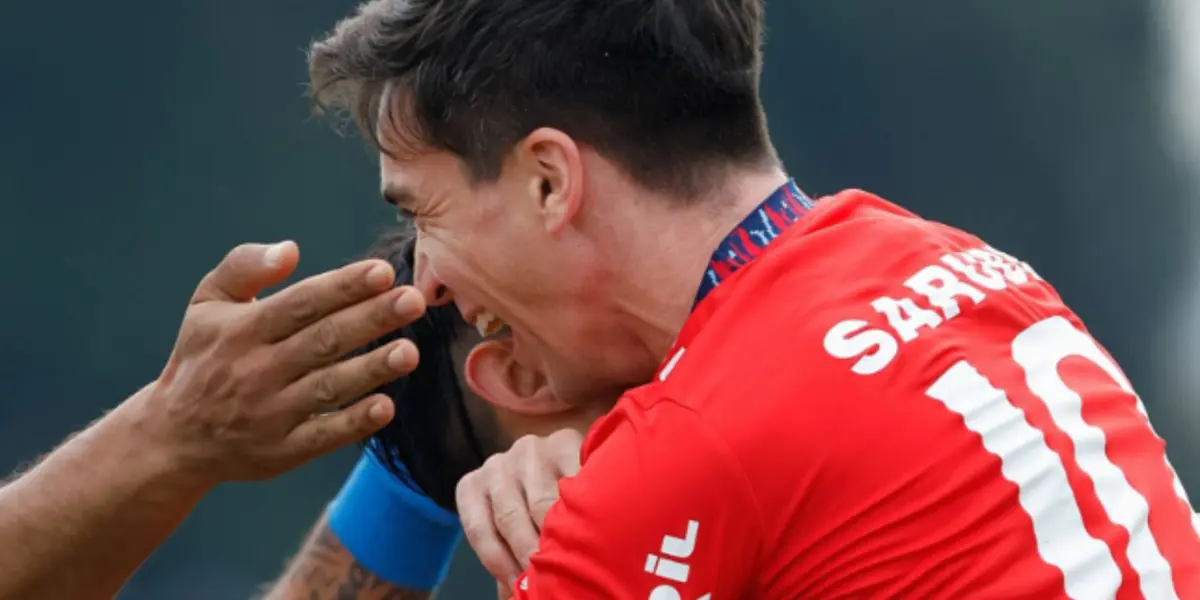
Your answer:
[464,339,571,416]
[521,127,583,234]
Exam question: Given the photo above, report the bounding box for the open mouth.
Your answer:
[471,311,536,369]
[473,310,509,338]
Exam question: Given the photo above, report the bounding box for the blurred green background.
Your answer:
[2,1,1199,597]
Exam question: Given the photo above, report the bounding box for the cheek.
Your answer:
[427,250,470,292]
[430,218,563,307]
[424,233,500,294]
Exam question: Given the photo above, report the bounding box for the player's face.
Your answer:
[378,126,639,407]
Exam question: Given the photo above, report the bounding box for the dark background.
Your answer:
[2,1,1197,597]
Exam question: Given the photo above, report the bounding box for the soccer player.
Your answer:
[307,0,1200,597]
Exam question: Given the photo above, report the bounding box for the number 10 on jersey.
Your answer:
[926,316,1198,600]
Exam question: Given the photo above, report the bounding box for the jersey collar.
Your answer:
[693,178,814,307]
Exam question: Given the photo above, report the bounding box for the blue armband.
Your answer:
[327,451,462,590]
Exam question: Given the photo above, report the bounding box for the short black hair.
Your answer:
[359,229,485,511]
[309,0,773,199]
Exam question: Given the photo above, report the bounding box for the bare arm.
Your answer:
[0,242,422,600]
[263,429,588,600]
[0,388,207,600]
[263,515,431,600]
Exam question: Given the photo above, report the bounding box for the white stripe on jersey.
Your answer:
[927,360,1122,599]
[1013,318,1177,600]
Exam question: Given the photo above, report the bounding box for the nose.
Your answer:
[413,237,454,307]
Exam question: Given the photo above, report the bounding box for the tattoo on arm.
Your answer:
[265,518,431,600]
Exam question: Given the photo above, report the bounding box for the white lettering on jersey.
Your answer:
[820,242,1196,595]
[1013,319,1180,598]
[645,520,709,600]
[822,320,898,376]
[822,245,1039,374]
[927,357,1123,598]
[925,316,1193,598]
[870,296,943,342]
[905,264,986,319]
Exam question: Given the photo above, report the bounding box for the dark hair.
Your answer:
[309,0,773,198]
[359,228,485,511]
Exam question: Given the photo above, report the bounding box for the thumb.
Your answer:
[191,241,299,304]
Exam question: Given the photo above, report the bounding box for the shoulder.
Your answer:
[658,190,977,405]
[528,397,765,596]
[645,186,1068,484]
[674,189,1058,390]
[575,395,758,494]
[566,395,767,535]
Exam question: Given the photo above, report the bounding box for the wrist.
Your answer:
[327,451,461,590]
[104,383,217,501]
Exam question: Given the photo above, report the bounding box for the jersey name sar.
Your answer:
[824,244,1042,376]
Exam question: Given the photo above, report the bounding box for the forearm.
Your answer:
[0,385,209,600]
[263,451,463,599]
[263,515,431,600]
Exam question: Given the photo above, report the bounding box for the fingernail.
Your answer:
[264,242,287,267]
[394,290,421,315]
[366,263,393,288]
[387,345,407,369]
[368,399,391,423]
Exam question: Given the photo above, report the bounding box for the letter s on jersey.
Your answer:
[823,245,1040,376]
[823,319,898,376]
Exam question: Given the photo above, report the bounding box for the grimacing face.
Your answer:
[379,124,647,410]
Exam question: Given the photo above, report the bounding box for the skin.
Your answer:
[0,235,599,600]
[261,325,604,600]
[0,242,425,600]
[387,120,788,410]
[263,515,429,600]
[455,429,586,594]
[262,428,587,600]
[0,90,786,600]
[380,102,788,592]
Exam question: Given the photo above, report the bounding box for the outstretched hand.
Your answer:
[131,241,426,487]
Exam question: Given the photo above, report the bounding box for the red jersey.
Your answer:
[510,185,1200,599]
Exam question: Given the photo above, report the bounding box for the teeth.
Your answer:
[474,312,507,337]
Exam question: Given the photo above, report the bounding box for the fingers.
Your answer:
[521,455,562,531]
[547,430,584,478]
[456,432,585,589]
[459,474,524,588]
[283,393,394,460]
[274,286,426,378]
[281,338,419,414]
[488,467,542,571]
[253,259,397,343]
[192,241,298,304]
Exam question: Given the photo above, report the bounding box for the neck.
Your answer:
[596,165,789,362]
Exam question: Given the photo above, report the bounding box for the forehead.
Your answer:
[375,88,448,206]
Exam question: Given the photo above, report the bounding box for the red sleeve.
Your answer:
[510,398,764,599]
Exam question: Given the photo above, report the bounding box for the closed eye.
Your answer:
[383,185,423,229]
